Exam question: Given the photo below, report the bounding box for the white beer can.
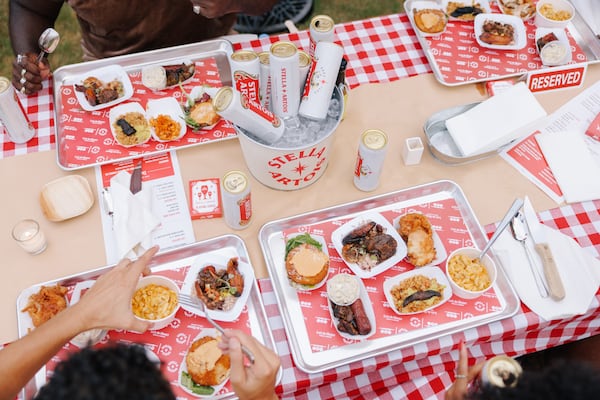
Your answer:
[221,170,252,230]
[230,50,260,104]
[309,15,335,57]
[258,51,272,111]
[353,129,388,192]
[298,50,312,92]
[212,86,284,144]
[269,41,300,119]
[0,77,36,144]
[298,41,344,121]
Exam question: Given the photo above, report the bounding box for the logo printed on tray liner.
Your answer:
[267,145,327,187]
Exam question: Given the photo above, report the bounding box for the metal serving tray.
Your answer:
[404,0,600,86]
[259,180,520,373]
[52,39,235,171]
[17,234,280,399]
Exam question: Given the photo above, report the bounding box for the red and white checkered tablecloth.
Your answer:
[0,13,431,159]
[259,200,600,400]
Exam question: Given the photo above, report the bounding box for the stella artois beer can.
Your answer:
[475,356,523,391]
[212,86,284,144]
[258,51,272,111]
[269,41,300,119]
[221,170,252,230]
[354,129,388,192]
[298,50,311,92]
[309,15,335,57]
[230,50,260,104]
[0,77,36,144]
[298,41,344,121]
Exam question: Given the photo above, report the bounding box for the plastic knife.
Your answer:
[130,160,143,194]
[522,197,566,300]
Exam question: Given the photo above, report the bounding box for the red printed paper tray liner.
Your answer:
[417,4,587,85]
[43,266,248,399]
[57,58,236,169]
[282,198,504,351]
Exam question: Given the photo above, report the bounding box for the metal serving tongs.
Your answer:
[178,293,255,364]
[479,198,524,259]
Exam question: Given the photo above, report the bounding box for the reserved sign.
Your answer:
[527,63,587,93]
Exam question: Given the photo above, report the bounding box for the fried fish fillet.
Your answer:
[186,336,230,386]
[21,284,68,327]
[399,213,437,267]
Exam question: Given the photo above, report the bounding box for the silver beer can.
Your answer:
[479,356,523,389]
[258,51,272,111]
[222,170,252,230]
[298,41,344,121]
[212,86,284,144]
[298,50,312,93]
[309,15,335,57]
[230,50,261,104]
[269,41,300,119]
[353,129,388,192]
[0,77,36,144]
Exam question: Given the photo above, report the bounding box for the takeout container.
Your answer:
[133,275,180,330]
[535,0,575,29]
[535,27,572,66]
[474,13,527,50]
[236,86,343,191]
[445,247,497,299]
[497,0,536,20]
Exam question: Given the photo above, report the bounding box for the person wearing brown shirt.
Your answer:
[9,0,278,95]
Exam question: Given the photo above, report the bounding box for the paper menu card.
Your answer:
[95,151,195,263]
[445,82,547,157]
[501,80,600,203]
[535,130,600,203]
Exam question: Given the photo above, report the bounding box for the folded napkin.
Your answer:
[445,82,547,156]
[110,170,160,260]
[492,211,600,321]
[536,130,600,203]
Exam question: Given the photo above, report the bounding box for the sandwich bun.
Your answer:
[285,243,329,287]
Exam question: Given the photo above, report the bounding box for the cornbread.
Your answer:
[448,254,491,292]
[132,283,178,320]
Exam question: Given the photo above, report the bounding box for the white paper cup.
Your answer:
[534,0,574,29]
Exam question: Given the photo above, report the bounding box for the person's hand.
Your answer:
[12,53,51,95]
[445,341,485,400]
[219,329,280,400]
[71,246,159,333]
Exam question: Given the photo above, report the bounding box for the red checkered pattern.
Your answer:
[258,200,600,399]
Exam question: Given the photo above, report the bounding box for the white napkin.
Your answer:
[536,130,600,203]
[110,170,160,260]
[492,220,600,321]
[445,82,547,156]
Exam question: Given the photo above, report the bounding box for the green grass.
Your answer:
[0,0,404,79]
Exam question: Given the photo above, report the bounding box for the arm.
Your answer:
[0,246,158,400]
[219,329,281,400]
[9,0,63,94]
[190,0,279,19]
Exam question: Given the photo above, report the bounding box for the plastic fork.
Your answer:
[178,293,255,364]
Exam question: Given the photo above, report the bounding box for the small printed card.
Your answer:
[189,178,222,219]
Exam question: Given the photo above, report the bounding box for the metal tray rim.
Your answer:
[258,180,521,373]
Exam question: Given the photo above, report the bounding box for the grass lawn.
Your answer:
[1,0,404,79]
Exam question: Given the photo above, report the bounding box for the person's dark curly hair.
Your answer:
[33,342,175,400]
[469,359,600,400]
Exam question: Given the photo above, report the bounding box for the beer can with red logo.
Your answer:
[298,50,312,92]
[213,86,284,144]
[230,50,260,104]
[309,15,335,57]
[269,41,300,119]
[222,170,252,230]
[299,41,344,121]
[353,129,388,192]
[258,51,272,111]
[0,77,35,144]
